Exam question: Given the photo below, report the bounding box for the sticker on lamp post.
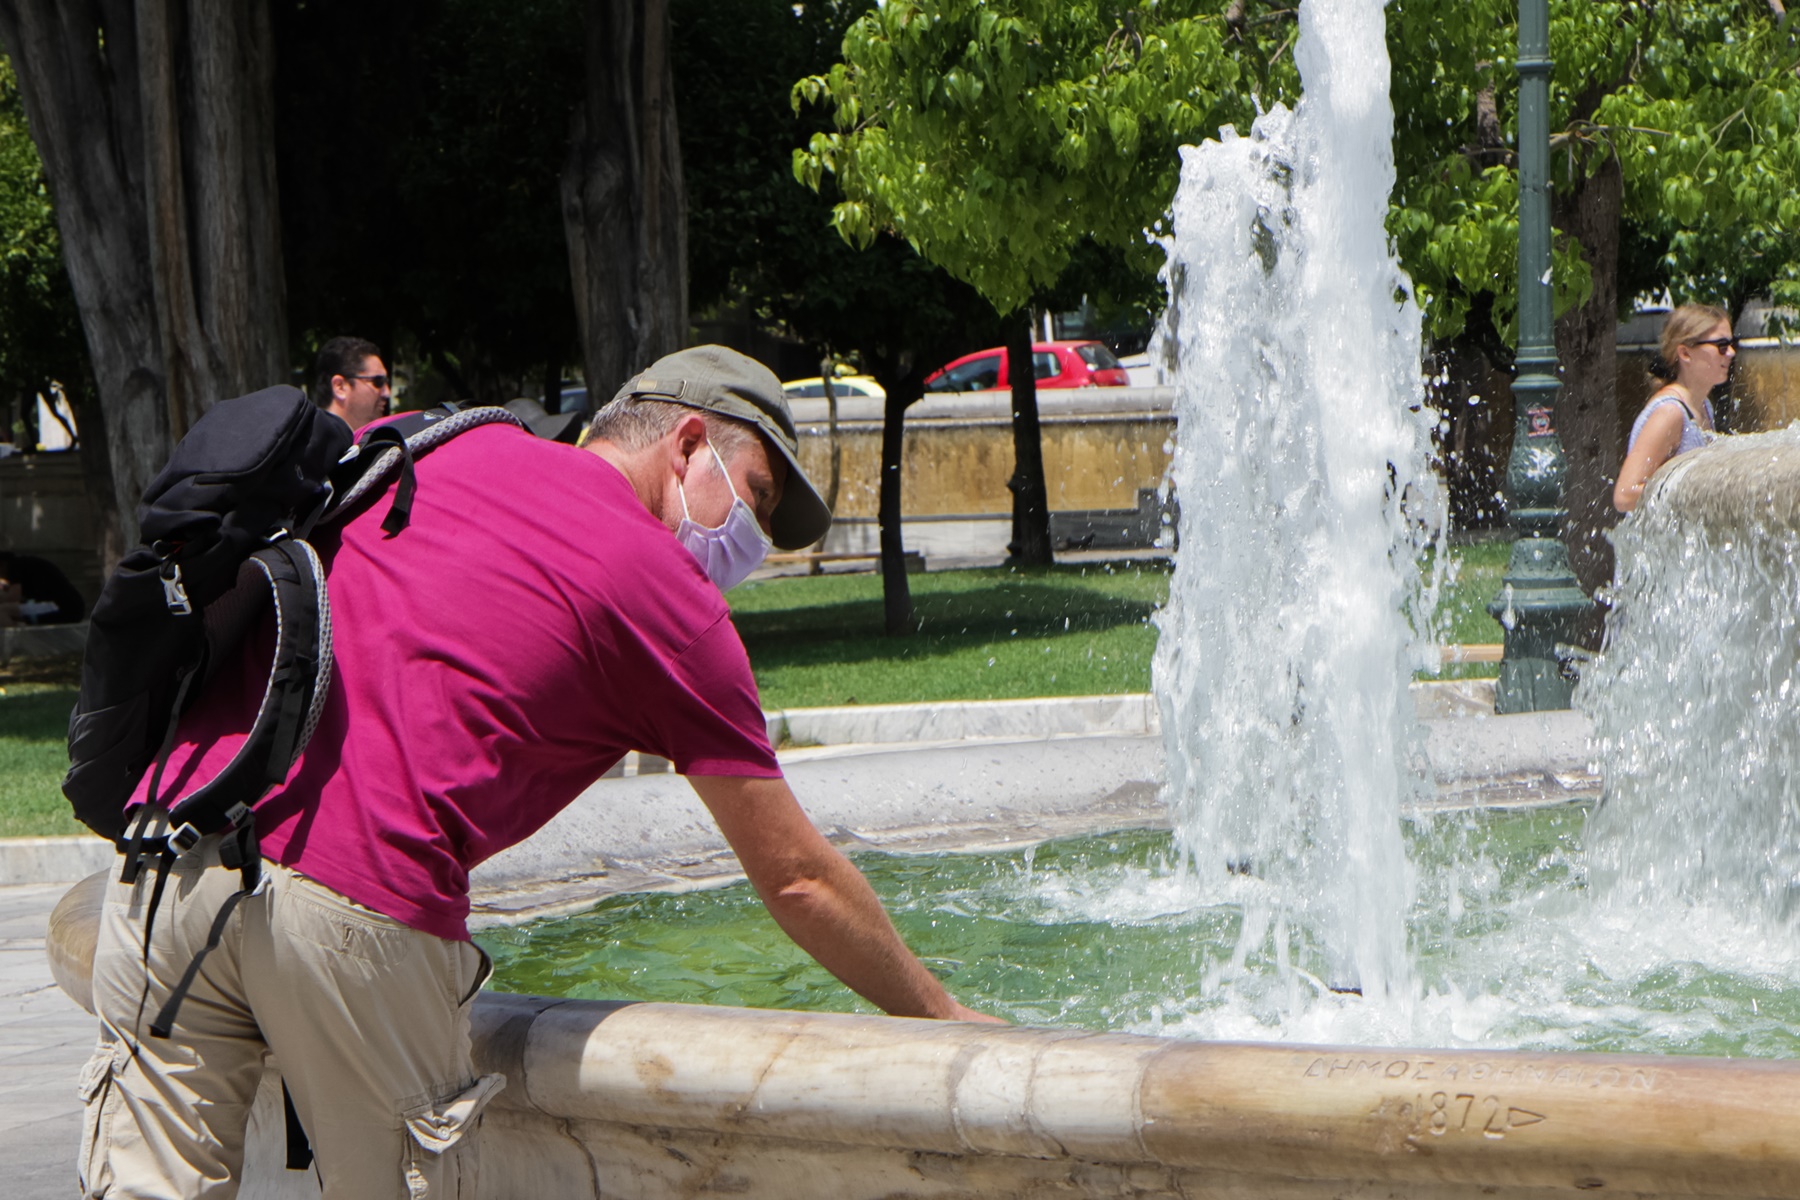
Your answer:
[1526,406,1554,437]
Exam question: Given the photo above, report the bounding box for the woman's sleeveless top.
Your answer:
[1627,393,1715,458]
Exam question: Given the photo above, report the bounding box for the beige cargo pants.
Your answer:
[80,839,502,1199]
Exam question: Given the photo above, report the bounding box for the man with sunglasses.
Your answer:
[310,334,393,431]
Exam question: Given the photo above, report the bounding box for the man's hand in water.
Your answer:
[947,1002,1009,1024]
[694,774,1017,1022]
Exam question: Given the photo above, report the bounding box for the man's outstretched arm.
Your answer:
[689,773,1003,1023]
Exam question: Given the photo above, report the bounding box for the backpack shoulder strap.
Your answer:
[326,406,528,533]
[159,538,332,851]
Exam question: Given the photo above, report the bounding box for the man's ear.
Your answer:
[669,414,709,482]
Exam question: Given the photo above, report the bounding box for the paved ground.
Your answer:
[0,883,90,1194]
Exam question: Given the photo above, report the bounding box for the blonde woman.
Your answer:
[1613,304,1734,512]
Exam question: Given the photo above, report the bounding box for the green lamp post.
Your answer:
[1486,0,1592,713]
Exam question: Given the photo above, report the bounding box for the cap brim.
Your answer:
[767,436,832,550]
[536,409,582,443]
[503,399,582,443]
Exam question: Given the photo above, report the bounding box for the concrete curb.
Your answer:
[0,836,115,887]
[764,679,1497,747]
[766,691,1160,748]
[0,620,87,664]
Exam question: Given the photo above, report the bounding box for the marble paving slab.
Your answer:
[0,882,93,1196]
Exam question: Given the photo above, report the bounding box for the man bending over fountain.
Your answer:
[79,345,998,1200]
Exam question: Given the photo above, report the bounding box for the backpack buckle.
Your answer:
[169,823,203,853]
[160,563,193,616]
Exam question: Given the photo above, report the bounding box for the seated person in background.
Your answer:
[0,549,85,625]
[310,335,393,432]
[1614,304,1733,513]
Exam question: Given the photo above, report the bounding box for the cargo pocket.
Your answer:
[400,1073,506,1200]
[77,1040,129,1198]
[458,943,493,1008]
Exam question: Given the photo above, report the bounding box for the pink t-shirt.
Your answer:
[133,422,780,940]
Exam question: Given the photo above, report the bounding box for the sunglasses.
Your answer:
[347,373,392,389]
[1689,337,1739,354]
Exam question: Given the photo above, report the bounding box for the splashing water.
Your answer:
[487,0,1800,1057]
[1151,0,1445,1019]
[1579,427,1800,929]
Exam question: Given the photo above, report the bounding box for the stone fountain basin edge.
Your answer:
[45,874,1800,1200]
[48,696,1660,1200]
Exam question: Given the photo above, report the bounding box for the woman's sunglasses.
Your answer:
[1689,337,1739,354]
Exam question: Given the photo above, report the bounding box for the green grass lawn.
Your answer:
[0,679,84,838]
[1428,539,1510,647]
[1423,539,1511,679]
[731,562,1166,710]
[0,544,1514,837]
[735,542,1513,709]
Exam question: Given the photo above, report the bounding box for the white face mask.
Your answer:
[675,442,773,592]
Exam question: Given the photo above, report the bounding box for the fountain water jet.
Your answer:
[1153,0,1444,1012]
[1581,426,1800,925]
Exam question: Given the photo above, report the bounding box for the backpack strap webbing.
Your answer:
[146,820,261,1040]
[358,424,418,535]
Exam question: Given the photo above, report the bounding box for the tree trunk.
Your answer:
[1005,311,1054,566]
[877,380,920,635]
[562,0,687,397]
[0,0,288,548]
[811,359,842,577]
[67,377,123,573]
[1551,150,1623,604]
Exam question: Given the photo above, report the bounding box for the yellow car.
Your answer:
[780,374,886,401]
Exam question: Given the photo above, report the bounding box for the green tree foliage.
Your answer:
[1386,0,1800,591]
[792,0,1800,595]
[677,0,1009,629]
[675,0,1004,371]
[795,0,1800,347]
[790,1,1278,569]
[0,53,84,435]
[1389,0,1800,346]
[792,0,1290,316]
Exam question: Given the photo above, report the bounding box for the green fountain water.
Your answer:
[478,806,1800,1059]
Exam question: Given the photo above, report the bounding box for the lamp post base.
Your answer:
[1493,645,1576,713]
[1487,533,1593,714]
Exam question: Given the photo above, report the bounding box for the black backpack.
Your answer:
[66,386,526,1045]
[66,387,525,874]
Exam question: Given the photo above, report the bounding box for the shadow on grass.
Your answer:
[0,686,77,741]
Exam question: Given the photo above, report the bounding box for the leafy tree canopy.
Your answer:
[676,0,1007,375]
[792,0,1288,315]
[796,0,1800,343]
[1390,0,1800,345]
[0,53,84,418]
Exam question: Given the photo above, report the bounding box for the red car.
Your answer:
[923,340,1130,392]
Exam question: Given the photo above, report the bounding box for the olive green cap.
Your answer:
[611,345,830,550]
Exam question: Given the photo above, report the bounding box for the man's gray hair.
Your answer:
[580,396,758,457]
